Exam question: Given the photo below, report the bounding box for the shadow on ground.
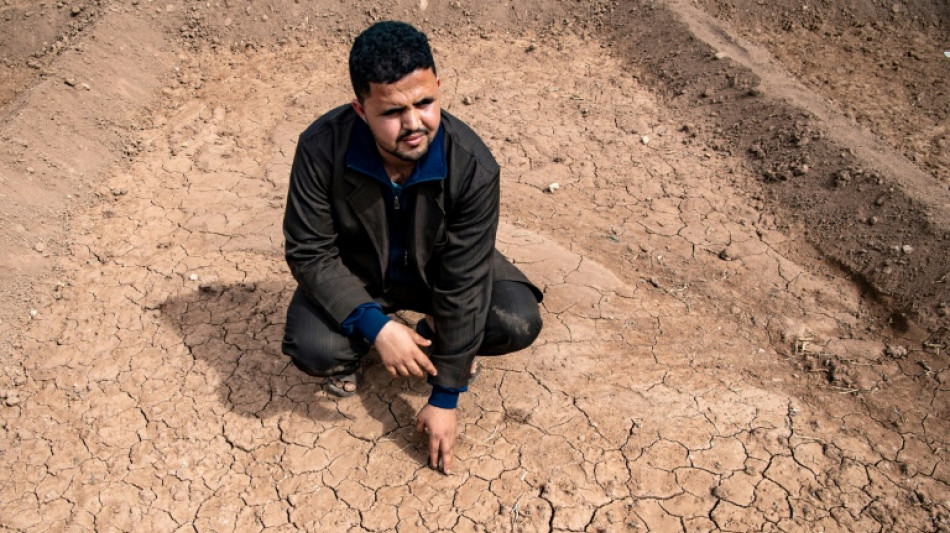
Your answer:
[159,281,430,465]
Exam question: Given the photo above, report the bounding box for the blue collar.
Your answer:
[345,119,446,187]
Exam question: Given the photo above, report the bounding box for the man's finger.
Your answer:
[428,433,440,471]
[440,438,453,474]
[405,361,425,378]
[415,354,437,376]
[411,329,433,346]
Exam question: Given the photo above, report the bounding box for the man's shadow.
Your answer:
[160,280,429,462]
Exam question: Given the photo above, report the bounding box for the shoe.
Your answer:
[325,371,359,397]
[468,359,481,384]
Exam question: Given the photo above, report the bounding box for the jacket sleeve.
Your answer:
[283,134,374,326]
[428,155,500,389]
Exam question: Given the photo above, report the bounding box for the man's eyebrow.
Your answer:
[381,97,436,115]
[381,105,406,115]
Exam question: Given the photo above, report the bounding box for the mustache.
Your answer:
[397,129,428,141]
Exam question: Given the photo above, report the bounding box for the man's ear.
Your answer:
[351,98,367,122]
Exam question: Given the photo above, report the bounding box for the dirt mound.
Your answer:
[1,1,949,531]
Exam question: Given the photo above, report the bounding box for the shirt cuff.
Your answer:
[341,303,390,343]
[427,383,467,409]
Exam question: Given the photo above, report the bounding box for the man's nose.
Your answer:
[402,109,421,131]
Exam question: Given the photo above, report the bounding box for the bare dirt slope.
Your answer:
[1,1,949,532]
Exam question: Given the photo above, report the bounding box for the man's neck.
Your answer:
[380,152,415,184]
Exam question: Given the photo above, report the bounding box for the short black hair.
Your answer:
[349,21,436,101]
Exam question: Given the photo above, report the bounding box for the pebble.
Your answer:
[885,345,908,359]
[64,78,77,87]
[34,242,45,253]
[189,273,199,281]
[714,51,728,60]
[545,182,560,193]
[640,135,650,145]
[901,244,914,254]
[29,309,37,318]
[462,95,474,105]
[4,392,20,407]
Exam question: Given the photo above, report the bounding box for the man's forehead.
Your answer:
[366,68,439,100]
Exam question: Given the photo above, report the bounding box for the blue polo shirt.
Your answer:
[341,119,464,408]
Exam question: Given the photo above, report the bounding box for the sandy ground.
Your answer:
[1,0,949,531]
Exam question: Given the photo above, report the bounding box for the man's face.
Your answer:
[352,68,441,167]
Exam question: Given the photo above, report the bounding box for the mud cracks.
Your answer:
[2,12,949,533]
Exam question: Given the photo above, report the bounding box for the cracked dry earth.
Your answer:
[3,27,950,533]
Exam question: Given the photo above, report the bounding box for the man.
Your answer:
[281,21,542,473]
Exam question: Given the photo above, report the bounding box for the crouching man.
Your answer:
[281,21,542,473]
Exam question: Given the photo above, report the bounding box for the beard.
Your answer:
[381,128,431,163]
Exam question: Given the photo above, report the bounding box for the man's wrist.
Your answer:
[342,303,391,342]
[428,383,466,409]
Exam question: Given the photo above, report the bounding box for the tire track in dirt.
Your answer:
[604,0,950,331]
[3,26,949,531]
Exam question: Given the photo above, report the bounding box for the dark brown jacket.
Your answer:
[284,105,538,389]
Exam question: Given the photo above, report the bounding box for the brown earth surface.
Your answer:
[1,0,949,531]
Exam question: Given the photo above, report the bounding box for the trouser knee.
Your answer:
[480,281,543,355]
[282,288,368,376]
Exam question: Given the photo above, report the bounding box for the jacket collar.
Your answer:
[345,119,447,187]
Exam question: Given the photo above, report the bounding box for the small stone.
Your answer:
[81,83,90,90]
[640,135,650,145]
[714,51,728,60]
[545,182,560,193]
[26,167,34,173]
[461,95,474,105]
[867,216,879,226]
[71,6,82,15]
[64,78,77,87]
[189,273,199,281]
[34,242,45,253]
[901,244,914,254]
[885,345,908,359]
[29,309,38,318]
[788,401,801,416]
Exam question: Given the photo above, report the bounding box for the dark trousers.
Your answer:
[282,281,542,377]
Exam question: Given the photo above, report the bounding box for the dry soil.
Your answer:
[1,0,949,532]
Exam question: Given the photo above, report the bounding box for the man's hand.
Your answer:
[415,404,457,474]
[374,321,436,378]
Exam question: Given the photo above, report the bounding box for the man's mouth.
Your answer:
[399,130,427,144]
